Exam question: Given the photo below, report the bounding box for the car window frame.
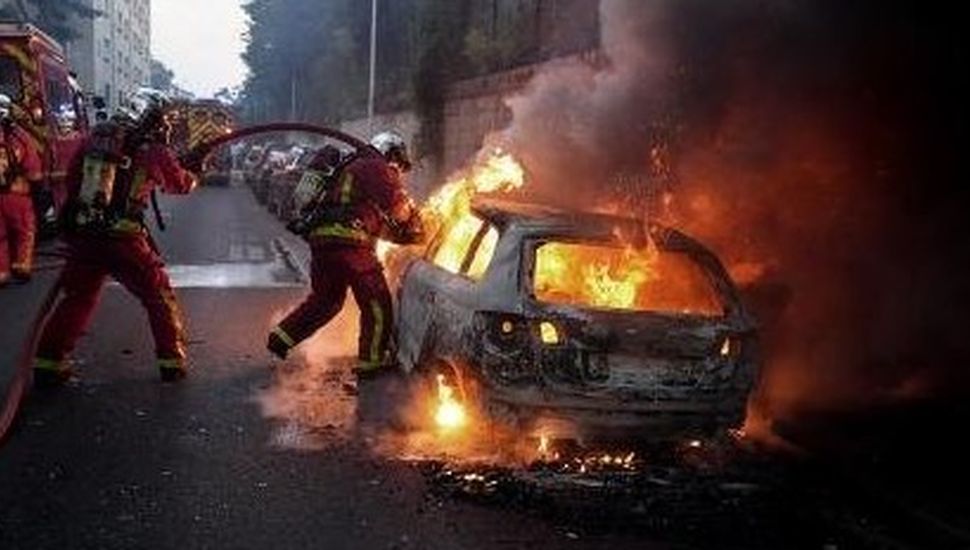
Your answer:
[425,213,498,282]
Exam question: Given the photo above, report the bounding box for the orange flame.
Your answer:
[380,149,523,275]
[416,150,719,315]
[536,241,660,311]
[434,374,467,431]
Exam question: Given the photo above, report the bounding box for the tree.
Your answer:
[0,0,99,44]
[240,0,371,124]
[214,86,239,105]
[150,59,175,92]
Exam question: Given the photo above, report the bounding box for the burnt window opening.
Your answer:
[429,212,499,280]
[532,240,724,316]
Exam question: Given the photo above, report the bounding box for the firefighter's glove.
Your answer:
[388,209,426,245]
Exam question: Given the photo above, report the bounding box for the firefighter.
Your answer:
[0,96,43,287]
[33,92,201,387]
[267,131,424,379]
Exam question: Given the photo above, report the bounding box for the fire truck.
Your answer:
[171,98,235,185]
[0,22,91,228]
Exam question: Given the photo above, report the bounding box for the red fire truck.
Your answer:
[0,22,91,228]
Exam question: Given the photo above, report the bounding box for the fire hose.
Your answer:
[182,122,369,167]
[0,123,366,446]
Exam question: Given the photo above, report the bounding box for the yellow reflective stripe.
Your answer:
[356,360,381,371]
[157,358,184,370]
[272,326,296,348]
[369,300,384,365]
[160,287,186,357]
[35,358,66,372]
[339,172,353,205]
[111,219,143,234]
[310,223,372,242]
[128,168,149,202]
[0,43,37,73]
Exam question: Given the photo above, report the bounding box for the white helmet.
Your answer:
[369,131,411,172]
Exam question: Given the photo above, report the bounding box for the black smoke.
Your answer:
[499,0,969,426]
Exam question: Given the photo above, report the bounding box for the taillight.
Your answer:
[537,321,562,345]
[478,313,567,348]
[718,335,741,358]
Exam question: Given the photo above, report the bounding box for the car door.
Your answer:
[395,214,499,371]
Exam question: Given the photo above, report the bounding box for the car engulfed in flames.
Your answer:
[394,193,759,442]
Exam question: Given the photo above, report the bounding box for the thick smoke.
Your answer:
[500,0,969,429]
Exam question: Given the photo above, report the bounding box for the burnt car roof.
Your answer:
[469,197,739,293]
[470,196,705,251]
[471,196,645,239]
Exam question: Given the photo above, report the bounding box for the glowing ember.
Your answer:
[434,374,467,431]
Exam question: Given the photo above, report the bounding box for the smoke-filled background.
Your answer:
[500,0,969,428]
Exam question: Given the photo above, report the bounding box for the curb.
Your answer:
[272,236,310,284]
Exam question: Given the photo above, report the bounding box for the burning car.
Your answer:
[395,197,758,441]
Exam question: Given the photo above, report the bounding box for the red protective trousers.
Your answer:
[274,243,392,368]
[0,192,35,280]
[36,233,187,366]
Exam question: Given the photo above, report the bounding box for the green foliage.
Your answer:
[240,0,371,124]
[150,59,174,91]
[238,0,598,169]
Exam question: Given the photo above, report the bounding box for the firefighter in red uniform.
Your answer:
[33,93,200,386]
[0,98,43,287]
[267,132,424,378]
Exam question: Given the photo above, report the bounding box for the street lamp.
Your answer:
[367,0,377,133]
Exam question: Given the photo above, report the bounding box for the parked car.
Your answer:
[266,147,311,219]
[249,148,288,204]
[394,198,758,441]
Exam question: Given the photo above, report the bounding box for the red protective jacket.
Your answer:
[309,147,413,246]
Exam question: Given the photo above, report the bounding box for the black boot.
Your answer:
[160,366,188,382]
[33,367,74,389]
[266,332,290,360]
[12,269,31,283]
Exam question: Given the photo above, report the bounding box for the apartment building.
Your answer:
[65,0,151,112]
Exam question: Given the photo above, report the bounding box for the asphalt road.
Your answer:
[0,185,662,550]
